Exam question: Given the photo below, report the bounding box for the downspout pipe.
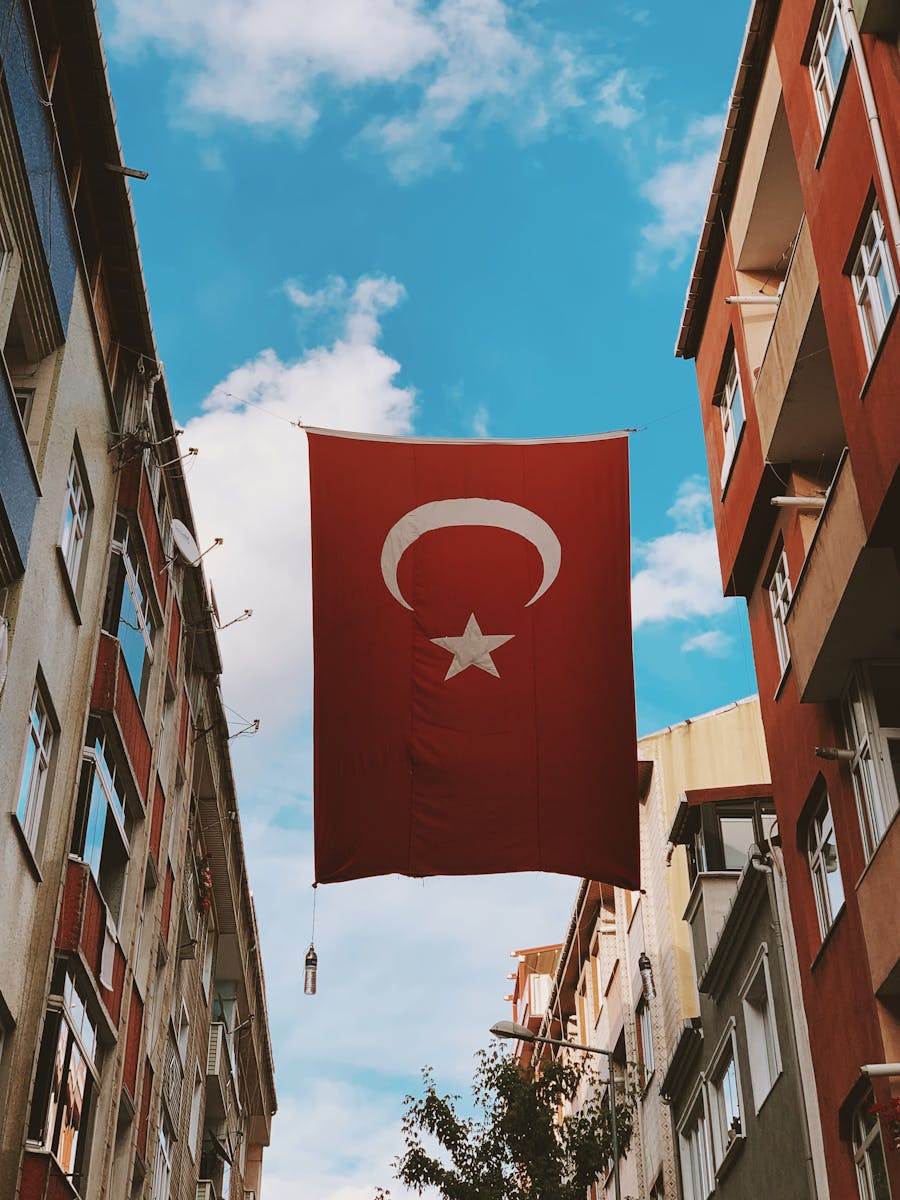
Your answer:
[839,1,900,269]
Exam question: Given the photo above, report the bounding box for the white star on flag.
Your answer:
[431,613,514,680]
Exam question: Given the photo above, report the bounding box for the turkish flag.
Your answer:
[308,429,639,888]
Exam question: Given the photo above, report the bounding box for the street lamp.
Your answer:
[490,1020,622,1200]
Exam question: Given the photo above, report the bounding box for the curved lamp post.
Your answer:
[490,1019,622,1200]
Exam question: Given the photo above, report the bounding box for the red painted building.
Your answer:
[677,1,900,1196]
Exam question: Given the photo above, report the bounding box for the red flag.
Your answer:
[308,429,639,888]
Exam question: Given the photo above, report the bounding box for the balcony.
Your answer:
[683,873,739,987]
[56,858,126,1026]
[786,453,900,701]
[19,1150,78,1200]
[0,366,39,585]
[91,632,152,803]
[754,224,845,467]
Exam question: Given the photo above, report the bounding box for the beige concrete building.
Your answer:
[0,2,276,1198]
[505,697,779,1198]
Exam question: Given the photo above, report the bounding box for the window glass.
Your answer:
[809,0,848,129]
[851,205,899,364]
[720,816,756,870]
[843,666,900,859]
[17,683,53,848]
[742,956,781,1110]
[61,452,89,584]
[808,794,844,937]
[72,731,132,926]
[711,1043,742,1160]
[105,518,156,706]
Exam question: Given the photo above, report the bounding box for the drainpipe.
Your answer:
[839,1,900,268]
[750,848,831,1198]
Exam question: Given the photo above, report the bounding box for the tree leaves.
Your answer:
[379,1045,640,1200]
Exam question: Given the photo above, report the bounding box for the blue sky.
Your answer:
[98,1,755,1196]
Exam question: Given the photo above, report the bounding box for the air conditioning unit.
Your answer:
[196,1182,218,1200]
[207,1022,227,1077]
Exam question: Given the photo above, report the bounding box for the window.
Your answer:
[843,664,900,860]
[27,971,100,1193]
[767,548,792,674]
[852,1092,892,1200]
[679,1090,712,1200]
[16,681,54,850]
[149,1118,173,1200]
[852,203,899,365]
[718,353,745,486]
[71,726,134,928]
[719,814,756,870]
[104,516,156,707]
[201,917,216,998]
[188,1064,203,1158]
[176,998,190,1064]
[636,998,654,1083]
[809,0,848,130]
[61,451,89,586]
[808,793,845,937]
[14,386,34,428]
[650,1179,665,1200]
[709,1035,743,1163]
[741,949,781,1111]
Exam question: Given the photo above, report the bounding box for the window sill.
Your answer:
[810,901,846,971]
[641,1067,656,1099]
[753,1067,783,1118]
[773,659,792,702]
[719,424,746,502]
[859,299,899,403]
[10,813,43,883]
[55,546,82,626]
[715,1132,745,1182]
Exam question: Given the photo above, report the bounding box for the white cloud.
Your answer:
[682,629,734,657]
[593,68,642,129]
[107,0,632,181]
[472,405,490,438]
[637,113,722,270]
[631,475,728,628]
[184,275,414,733]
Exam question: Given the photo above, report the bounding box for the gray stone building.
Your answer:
[661,790,826,1198]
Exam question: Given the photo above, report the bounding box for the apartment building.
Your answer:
[505,699,814,1199]
[0,2,276,1198]
[676,1,900,1195]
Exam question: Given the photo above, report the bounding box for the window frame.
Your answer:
[852,1090,892,1200]
[807,791,845,938]
[809,0,849,131]
[851,203,899,366]
[72,726,134,929]
[60,447,90,589]
[842,663,900,861]
[636,996,654,1085]
[717,352,746,488]
[16,680,55,851]
[766,546,792,675]
[678,1082,714,1200]
[106,516,157,707]
[27,970,100,1192]
[707,1025,744,1166]
[739,945,782,1112]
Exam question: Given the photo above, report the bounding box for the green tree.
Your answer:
[377,1045,640,1200]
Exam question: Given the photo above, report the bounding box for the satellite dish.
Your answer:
[0,618,8,696]
[171,518,201,565]
[209,581,222,628]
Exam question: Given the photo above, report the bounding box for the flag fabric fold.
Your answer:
[308,428,639,888]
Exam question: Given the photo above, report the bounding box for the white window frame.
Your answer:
[739,945,782,1112]
[851,203,899,365]
[767,548,792,674]
[150,1116,173,1200]
[807,793,845,938]
[111,519,156,704]
[843,664,900,860]
[60,451,89,586]
[718,353,745,487]
[637,997,654,1083]
[852,1091,892,1200]
[17,682,54,849]
[809,0,848,131]
[708,1025,743,1165]
[77,731,131,928]
[188,1062,203,1159]
[678,1083,713,1200]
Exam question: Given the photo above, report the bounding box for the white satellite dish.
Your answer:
[0,618,8,696]
[171,518,201,565]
